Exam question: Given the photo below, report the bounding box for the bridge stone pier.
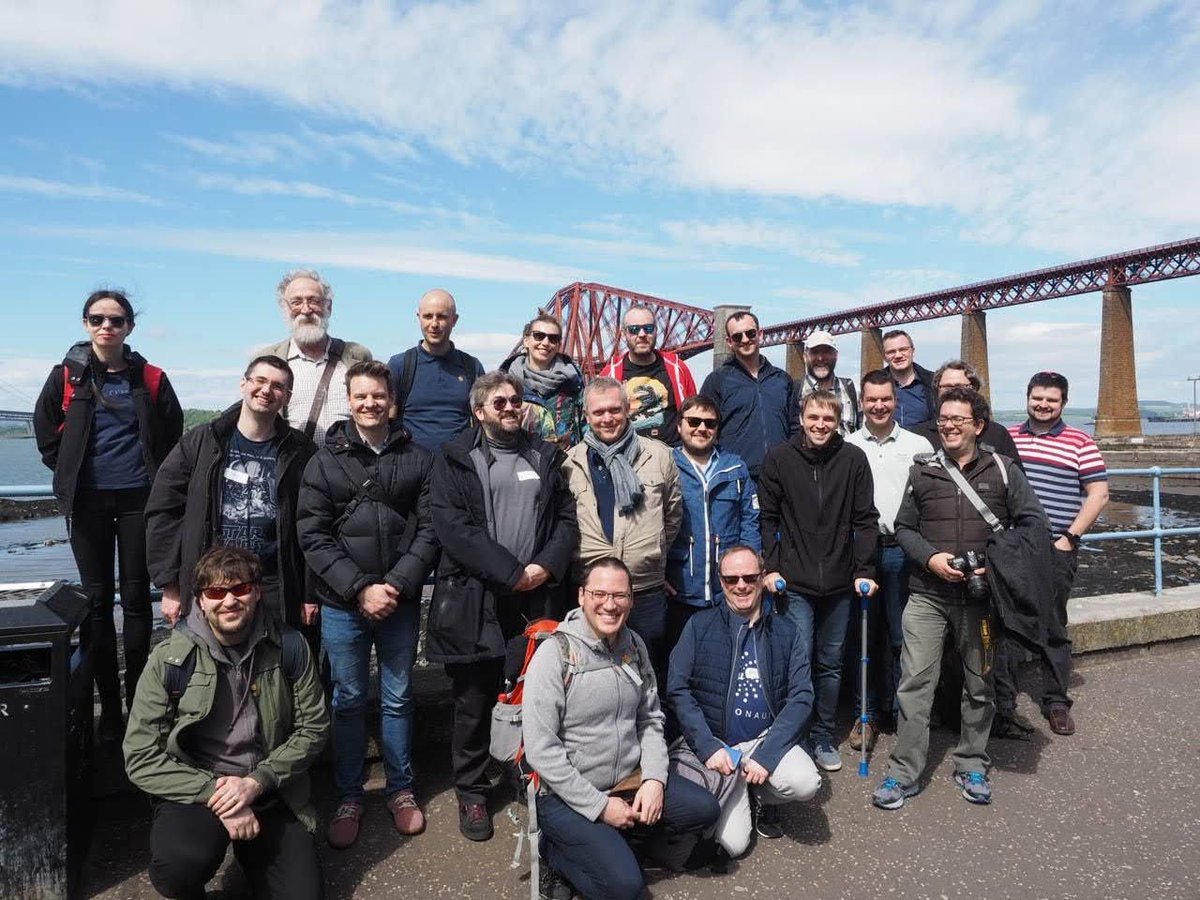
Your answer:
[785,340,806,380]
[712,303,752,370]
[960,310,992,405]
[860,327,884,376]
[1095,284,1143,438]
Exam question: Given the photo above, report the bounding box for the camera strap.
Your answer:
[937,450,1006,534]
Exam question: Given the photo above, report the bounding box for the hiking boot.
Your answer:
[1043,703,1076,736]
[458,799,493,842]
[872,777,920,810]
[327,800,364,849]
[991,711,1036,741]
[848,718,878,752]
[812,742,842,772]
[386,789,426,836]
[538,863,574,900]
[753,796,783,839]
[954,771,992,805]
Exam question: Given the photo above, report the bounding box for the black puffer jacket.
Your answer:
[758,433,879,600]
[34,341,184,514]
[144,404,316,624]
[425,428,578,665]
[296,421,438,609]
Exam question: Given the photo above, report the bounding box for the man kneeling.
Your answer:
[523,557,720,900]
[124,546,329,900]
[667,545,820,858]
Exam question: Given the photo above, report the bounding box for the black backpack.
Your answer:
[393,346,482,418]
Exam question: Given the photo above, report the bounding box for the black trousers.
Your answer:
[69,486,153,712]
[148,798,323,900]
[445,657,505,803]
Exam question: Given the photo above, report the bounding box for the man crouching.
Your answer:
[523,557,720,900]
[124,546,329,900]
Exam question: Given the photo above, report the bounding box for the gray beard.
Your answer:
[290,317,328,347]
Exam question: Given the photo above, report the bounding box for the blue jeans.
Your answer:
[627,587,668,688]
[537,774,719,900]
[849,546,909,719]
[781,591,851,746]
[321,601,421,800]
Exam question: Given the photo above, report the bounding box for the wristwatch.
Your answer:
[1063,531,1081,549]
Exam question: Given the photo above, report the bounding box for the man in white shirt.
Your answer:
[845,369,933,750]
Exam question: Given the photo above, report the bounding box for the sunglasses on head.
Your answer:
[728,328,758,344]
[528,330,561,344]
[489,395,524,411]
[87,314,128,328]
[625,323,656,336]
[719,572,762,587]
[200,582,256,601]
[683,415,718,430]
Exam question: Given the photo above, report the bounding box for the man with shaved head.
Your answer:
[387,288,485,453]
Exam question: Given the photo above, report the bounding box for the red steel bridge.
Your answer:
[537,236,1200,438]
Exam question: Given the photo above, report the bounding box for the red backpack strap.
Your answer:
[56,363,74,434]
[143,363,164,405]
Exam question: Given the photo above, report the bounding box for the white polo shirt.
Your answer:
[845,423,934,535]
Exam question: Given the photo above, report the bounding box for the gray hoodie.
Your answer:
[521,607,669,821]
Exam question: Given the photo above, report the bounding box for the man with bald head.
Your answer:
[387,289,485,453]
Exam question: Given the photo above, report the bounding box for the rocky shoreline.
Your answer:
[0,498,59,522]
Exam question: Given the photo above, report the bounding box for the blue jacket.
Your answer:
[667,603,812,773]
[699,357,797,478]
[667,448,759,607]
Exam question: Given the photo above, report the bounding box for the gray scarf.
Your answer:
[507,352,580,398]
[583,426,644,516]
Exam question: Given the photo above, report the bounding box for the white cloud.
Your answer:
[0,173,157,204]
[660,219,862,267]
[163,126,417,167]
[188,172,425,215]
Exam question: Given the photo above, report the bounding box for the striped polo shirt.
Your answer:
[1008,419,1107,535]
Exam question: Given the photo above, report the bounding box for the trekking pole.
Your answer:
[856,579,871,778]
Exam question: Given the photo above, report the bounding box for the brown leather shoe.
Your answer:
[387,789,426,836]
[327,800,364,849]
[1044,703,1076,736]
[849,719,878,752]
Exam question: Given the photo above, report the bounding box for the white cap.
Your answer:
[806,329,837,350]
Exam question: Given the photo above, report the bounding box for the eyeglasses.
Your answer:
[489,395,524,411]
[87,314,128,328]
[728,328,758,344]
[200,582,256,601]
[683,415,718,430]
[584,588,631,603]
[286,296,326,311]
[936,415,976,427]
[528,330,562,345]
[247,375,290,394]
[884,346,913,357]
[625,323,656,336]
[719,573,762,587]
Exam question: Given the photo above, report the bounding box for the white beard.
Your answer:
[289,314,329,347]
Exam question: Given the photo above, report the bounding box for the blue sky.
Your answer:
[2,0,1198,413]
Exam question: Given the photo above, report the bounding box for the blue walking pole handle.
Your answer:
[774,578,787,594]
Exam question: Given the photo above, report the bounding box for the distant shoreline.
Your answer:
[0,498,59,522]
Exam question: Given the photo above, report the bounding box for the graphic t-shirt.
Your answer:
[81,370,149,490]
[622,355,678,444]
[725,625,774,745]
[219,430,280,572]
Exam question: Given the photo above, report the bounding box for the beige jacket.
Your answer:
[564,434,682,593]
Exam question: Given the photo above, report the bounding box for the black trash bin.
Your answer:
[0,581,93,900]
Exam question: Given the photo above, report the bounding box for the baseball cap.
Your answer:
[806,329,837,350]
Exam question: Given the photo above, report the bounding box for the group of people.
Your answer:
[32,273,1109,900]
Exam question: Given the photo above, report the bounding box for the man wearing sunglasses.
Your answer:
[665,395,760,650]
[147,355,318,631]
[667,545,820,861]
[426,372,578,843]
[700,310,797,480]
[124,546,329,900]
[600,305,697,446]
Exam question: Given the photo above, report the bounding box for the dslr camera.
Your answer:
[949,549,989,601]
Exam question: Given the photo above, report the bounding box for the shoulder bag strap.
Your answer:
[938,451,1005,534]
[302,339,344,440]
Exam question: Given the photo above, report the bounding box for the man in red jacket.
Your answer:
[601,305,697,446]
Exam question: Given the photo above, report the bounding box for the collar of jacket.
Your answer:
[168,607,286,667]
[786,431,844,462]
[63,340,148,379]
[444,422,556,472]
[671,446,743,485]
[722,353,780,380]
[324,418,411,454]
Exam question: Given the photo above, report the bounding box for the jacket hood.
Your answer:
[183,596,271,666]
[63,340,149,376]
[787,431,844,462]
[557,605,638,654]
[321,417,411,453]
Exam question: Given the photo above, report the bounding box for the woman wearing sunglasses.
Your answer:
[34,288,184,741]
[499,314,584,448]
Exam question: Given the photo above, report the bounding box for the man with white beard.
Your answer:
[258,269,373,440]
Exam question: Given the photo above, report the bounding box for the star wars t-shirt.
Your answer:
[218,430,280,573]
[725,626,774,745]
[622,354,678,445]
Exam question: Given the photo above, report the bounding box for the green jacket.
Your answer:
[123,619,329,832]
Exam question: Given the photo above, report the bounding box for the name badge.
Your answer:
[621,663,643,686]
[517,470,541,482]
[745,666,760,681]
[224,467,250,485]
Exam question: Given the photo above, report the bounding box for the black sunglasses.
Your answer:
[719,573,762,587]
[625,323,656,336]
[683,415,718,430]
[87,314,128,328]
[489,395,524,411]
[528,330,562,344]
[728,328,758,344]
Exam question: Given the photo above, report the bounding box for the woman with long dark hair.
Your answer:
[34,289,184,739]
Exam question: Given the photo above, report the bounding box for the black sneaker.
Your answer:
[753,797,783,839]
[457,799,493,842]
[991,711,1035,741]
[538,863,573,900]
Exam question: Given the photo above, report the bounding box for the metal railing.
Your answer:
[1082,467,1200,596]
[6,468,1200,596]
